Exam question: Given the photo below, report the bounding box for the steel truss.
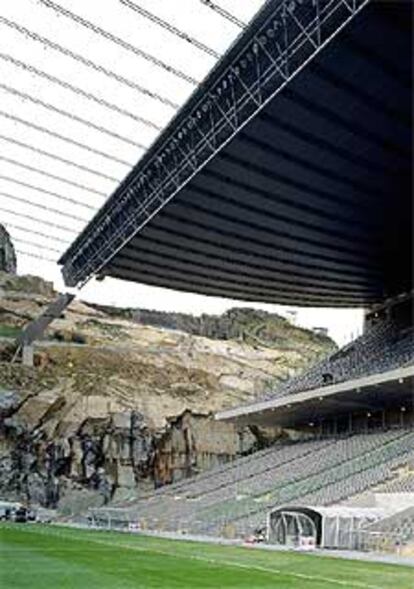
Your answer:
[61,0,370,288]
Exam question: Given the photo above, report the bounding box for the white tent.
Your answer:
[267,505,387,550]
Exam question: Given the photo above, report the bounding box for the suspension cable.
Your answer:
[0,192,91,223]
[0,155,106,197]
[15,249,58,263]
[0,53,162,131]
[0,17,179,110]
[0,133,120,182]
[0,111,134,167]
[39,0,198,84]
[2,222,71,245]
[12,237,62,255]
[0,83,147,149]
[0,175,98,211]
[199,0,245,28]
[0,206,77,234]
[119,0,220,58]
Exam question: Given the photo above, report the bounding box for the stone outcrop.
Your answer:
[0,225,16,274]
[0,273,336,512]
[0,386,257,510]
[0,271,54,300]
[153,410,257,487]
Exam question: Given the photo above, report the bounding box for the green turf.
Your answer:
[0,524,412,589]
[0,324,21,338]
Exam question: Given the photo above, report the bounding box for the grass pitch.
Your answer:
[1,524,412,589]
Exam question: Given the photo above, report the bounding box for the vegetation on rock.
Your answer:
[93,304,336,353]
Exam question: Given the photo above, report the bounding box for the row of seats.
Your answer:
[377,472,414,493]
[194,430,414,535]
[260,321,413,401]
[362,506,414,548]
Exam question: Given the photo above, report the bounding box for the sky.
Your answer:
[0,0,363,346]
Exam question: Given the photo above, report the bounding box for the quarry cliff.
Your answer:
[0,224,16,275]
[0,272,335,513]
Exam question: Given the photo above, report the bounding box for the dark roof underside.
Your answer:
[63,1,412,306]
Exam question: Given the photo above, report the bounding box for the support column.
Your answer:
[348,413,353,434]
[22,345,34,367]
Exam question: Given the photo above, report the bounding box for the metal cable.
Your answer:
[119,0,220,58]
[39,0,198,84]
[13,237,62,255]
[0,206,77,234]
[15,248,58,263]
[0,17,179,109]
[2,221,71,245]
[0,175,97,211]
[0,155,106,197]
[0,191,91,223]
[199,0,245,28]
[0,53,162,131]
[0,83,147,149]
[0,111,133,167]
[0,133,120,182]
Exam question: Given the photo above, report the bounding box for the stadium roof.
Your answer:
[60,0,412,307]
[215,365,414,428]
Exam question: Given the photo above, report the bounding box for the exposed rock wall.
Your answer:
[0,225,16,274]
[153,410,257,486]
[0,273,335,512]
[0,386,257,510]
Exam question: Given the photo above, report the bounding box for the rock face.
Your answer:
[0,225,16,274]
[153,411,256,487]
[0,382,256,510]
[0,274,336,512]
[0,272,54,298]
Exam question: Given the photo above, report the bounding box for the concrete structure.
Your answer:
[216,288,413,431]
[57,2,413,547]
[216,367,414,430]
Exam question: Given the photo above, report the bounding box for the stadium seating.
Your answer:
[376,471,414,493]
[92,319,414,542]
[261,322,414,400]
[100,428,414,538]
[361,506,414,551]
